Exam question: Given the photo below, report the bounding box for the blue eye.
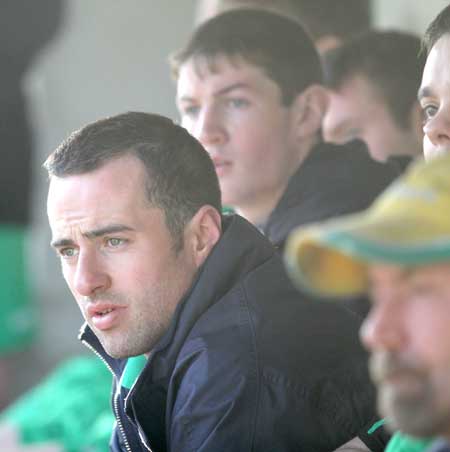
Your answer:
[107,238,124,247]
[58,247,78,258]
[227,98,249,109]
[422,105,438,123]
[181,105,200,118]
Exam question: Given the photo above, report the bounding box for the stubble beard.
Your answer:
[84,290,174,360]
[370,351,450,437]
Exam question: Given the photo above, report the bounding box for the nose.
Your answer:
[72,249,111,297]
[360,301,406,353]
[191,107,227,148]
[423,108,450,149]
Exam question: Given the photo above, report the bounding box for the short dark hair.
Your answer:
[171,8,322,105]
[44,112,222,251]
[323,30,425,129]
[423,4,450,54]
[290,0,371,41]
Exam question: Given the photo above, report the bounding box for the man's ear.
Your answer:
[185,205,222,268]
[290,85,330,141]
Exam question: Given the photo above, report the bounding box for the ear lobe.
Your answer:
[292,85,329,140]
[187,205,222,268]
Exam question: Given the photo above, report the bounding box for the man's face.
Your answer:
[419,34,450,161]
[47,155,198,358]
[323,75,420,162]
[177,55,300,223]
[361,263,450,438]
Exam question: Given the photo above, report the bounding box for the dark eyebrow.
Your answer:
[51,224,135,248]
[177,82,251,104]
[213,82,251,97]
[418,86,432,101]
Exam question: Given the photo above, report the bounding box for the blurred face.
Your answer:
[177,55,301,223]
[47,155,199,358]
[323,75,421,162]
[419,34,450,161]
[361,263,450,438]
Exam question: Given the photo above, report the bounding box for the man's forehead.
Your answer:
[176,54,281,105]
[179,53,263,82]
[419,34,450,94]
[47,158,150,218]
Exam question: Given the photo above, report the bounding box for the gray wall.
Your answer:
[373,0,450,34]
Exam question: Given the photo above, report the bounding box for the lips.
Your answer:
[87,303,126,331]
[211,157,231,177]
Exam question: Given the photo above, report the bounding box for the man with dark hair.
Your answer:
[45,111,378,451]
[195,0,371,53]
[173,8,397,254]
[419,4,450,162]
[322,30,425,163]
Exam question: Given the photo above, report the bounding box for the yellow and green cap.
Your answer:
[284,153,450,298]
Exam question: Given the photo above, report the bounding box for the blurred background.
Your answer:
[2,0,450,403]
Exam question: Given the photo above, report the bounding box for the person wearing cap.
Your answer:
[285,152,450,452]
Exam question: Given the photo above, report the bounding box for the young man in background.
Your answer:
[322,30,424,164]
[173,8,397,251]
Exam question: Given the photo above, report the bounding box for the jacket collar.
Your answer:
[264,139,398,249]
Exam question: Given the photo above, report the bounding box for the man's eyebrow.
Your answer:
[418,86,432,101]
[213,82,251,97]
[178,82,252,103]
[50,238,76,249]
[51,224,135,248]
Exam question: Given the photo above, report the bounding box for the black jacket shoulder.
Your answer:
[264,140,401,250]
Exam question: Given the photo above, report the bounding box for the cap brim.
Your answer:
[284,211,450,299]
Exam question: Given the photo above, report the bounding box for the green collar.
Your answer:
[120,355,147,390]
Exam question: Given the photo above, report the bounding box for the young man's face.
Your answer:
[323,74,421,162]
[47,155,199,359]
[419,34,450,161]
[361,263,450,438]
[176,55,300,224]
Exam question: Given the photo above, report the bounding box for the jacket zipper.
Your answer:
[125,376,154,451]
[81,339,132,452]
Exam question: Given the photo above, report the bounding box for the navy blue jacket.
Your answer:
[263,140,400,251]
[81,215,376,452]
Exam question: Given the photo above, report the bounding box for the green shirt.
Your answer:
[0,225,36,353]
